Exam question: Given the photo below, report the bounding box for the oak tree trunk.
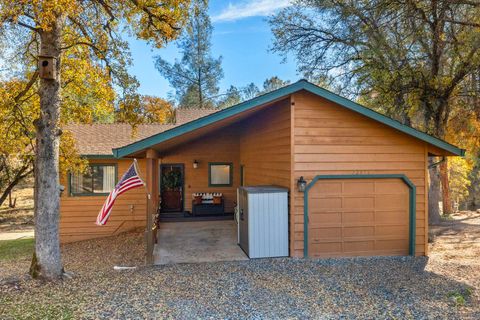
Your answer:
[439,159,452,215]
[30,17,64,280]
[428,158,442,224]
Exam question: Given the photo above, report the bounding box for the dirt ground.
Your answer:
[427,211,480,305]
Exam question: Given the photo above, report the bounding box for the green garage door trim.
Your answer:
[303,174,416,258]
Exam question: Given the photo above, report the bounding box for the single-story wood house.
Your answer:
[61,80,464,261]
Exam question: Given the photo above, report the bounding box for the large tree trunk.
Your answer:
[30,17,64,280]
[428,107,451,224]
[439,158,452,215]
[428,158,442,225]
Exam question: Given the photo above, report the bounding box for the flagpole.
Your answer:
[133,158,151,200]
[135,157,158,265]
[133,158,153,226]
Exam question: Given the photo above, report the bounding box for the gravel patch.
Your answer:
[1,215,479,319]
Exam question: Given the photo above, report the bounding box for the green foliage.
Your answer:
[448,288,473,307]
[0,238,34,261]
[116,95,175,125]
[0,1,191,208]
[218,76,290,109]
[270,0,480,216]
[440,214,453,221]
[262,76,290,93]
[161,170,182,190]
[218,85,242,109]
[156,0,223,108]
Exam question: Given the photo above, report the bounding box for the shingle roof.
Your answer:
[64,123,176,156]
[65,108,218,156]
[176,108,218,124]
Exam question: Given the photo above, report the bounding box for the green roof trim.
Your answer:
[82,154,116,159]
[112,79,465,158]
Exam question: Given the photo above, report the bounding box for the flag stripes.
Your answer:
[96,161,145,226]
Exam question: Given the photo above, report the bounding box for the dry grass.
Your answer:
[0,180,34,232]
[0,230,145,319]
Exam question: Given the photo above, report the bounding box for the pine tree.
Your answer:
[156,0,223,108]
[262,76,290,93]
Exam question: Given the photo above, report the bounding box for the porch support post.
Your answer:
[145,149,159,265]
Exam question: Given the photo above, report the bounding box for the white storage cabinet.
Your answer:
[238,186,289,258]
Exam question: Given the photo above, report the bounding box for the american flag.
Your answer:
[96,161,145,226]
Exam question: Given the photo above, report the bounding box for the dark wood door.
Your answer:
[160,164,184,212]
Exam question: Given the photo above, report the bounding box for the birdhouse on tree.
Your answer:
[38,55,56,80]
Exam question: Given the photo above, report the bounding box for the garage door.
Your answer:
[308,178,410,257]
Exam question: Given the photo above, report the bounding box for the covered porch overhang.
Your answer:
[117,97,291,265]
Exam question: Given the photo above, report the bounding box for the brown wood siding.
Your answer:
[239,99,293,255]
[292,91,427,257]
[60,91,432,255]
[59,159,147,243]
[160,125,240,213]
[239,99,291,188]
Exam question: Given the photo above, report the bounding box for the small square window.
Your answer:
[209,163,233,187]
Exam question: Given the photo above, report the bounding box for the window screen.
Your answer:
[70,164,116,195]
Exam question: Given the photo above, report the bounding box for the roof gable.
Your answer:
[113,80,464,158]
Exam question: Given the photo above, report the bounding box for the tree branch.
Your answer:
[16,21,40,32]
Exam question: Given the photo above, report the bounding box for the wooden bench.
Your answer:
[191,199,225,216]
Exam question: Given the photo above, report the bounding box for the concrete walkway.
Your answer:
[154,220,248,265]
[0,229,34,241]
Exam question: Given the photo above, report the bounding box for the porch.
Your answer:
[133,98,291,264]
[158,211,234,222]
[153,220,248,265]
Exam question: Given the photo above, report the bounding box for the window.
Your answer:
[70,164,116,195]
[209,163,233,187]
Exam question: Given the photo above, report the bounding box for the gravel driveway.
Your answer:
[2,213,479,319]
[73,257,475,319]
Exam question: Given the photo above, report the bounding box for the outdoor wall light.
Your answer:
[193,159,199,169]
[297,176,307,192]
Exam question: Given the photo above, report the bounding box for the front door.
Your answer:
[160,164,184,212]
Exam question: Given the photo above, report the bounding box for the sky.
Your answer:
[127,0,298,99]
